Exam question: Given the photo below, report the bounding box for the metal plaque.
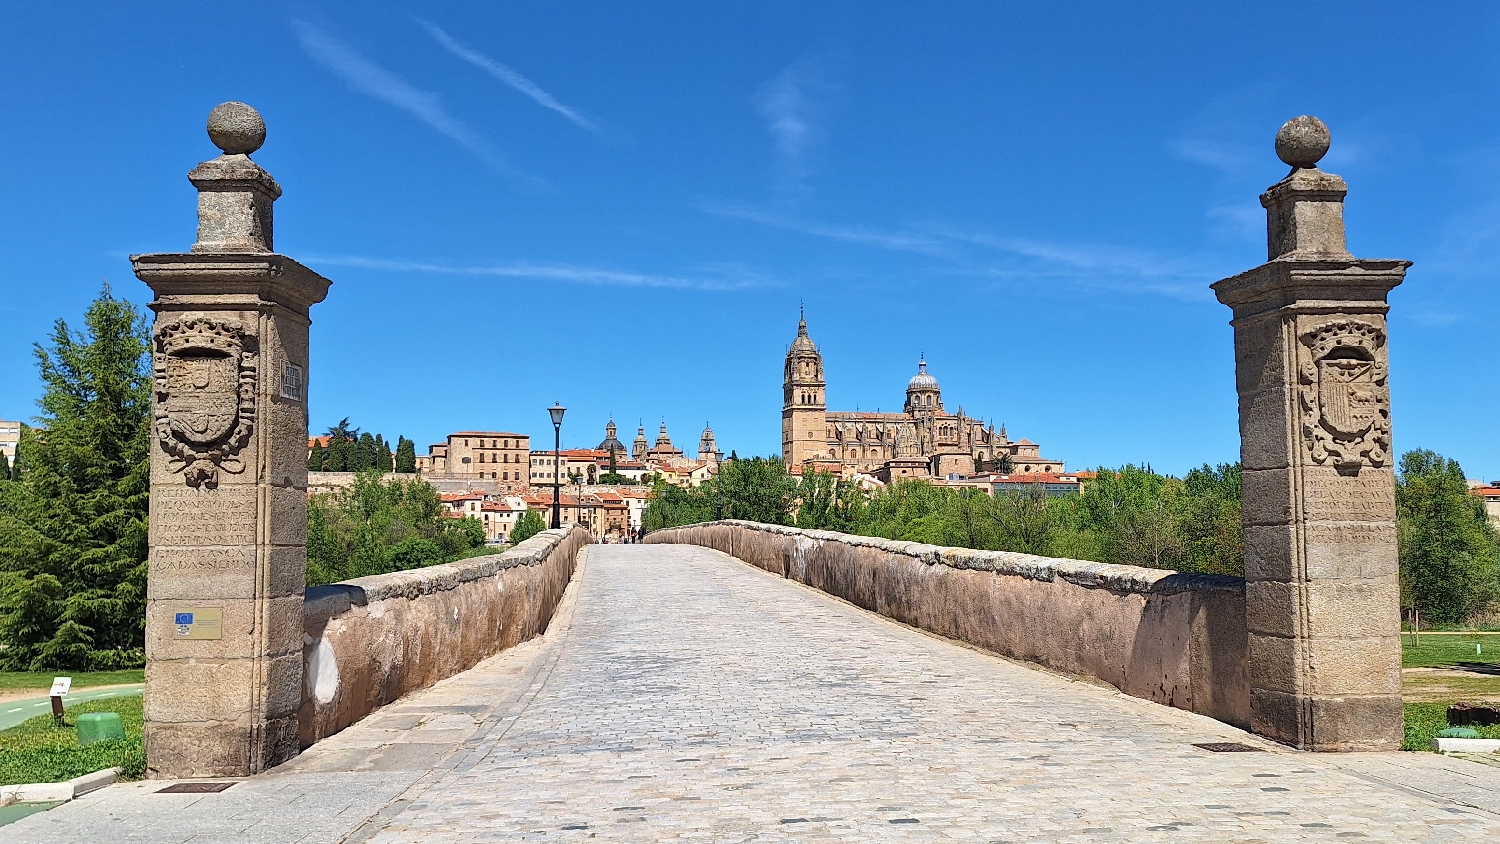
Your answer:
[172,607,223,640]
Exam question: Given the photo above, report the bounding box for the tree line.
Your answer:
[308,419,417,473]
[644,453,1500,626]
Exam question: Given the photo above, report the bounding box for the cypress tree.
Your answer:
[0,286,150,669]
[325,437,348,472]
[375,434,393,472]
[395,436,417,473]
[357,432,377,472]
[308,440,326,472]
[0,451,10,481]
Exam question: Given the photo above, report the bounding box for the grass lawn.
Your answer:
[1401,634,1500,750]
[0,695,144,785]
[1400,634,1500,669]
[0,670,144,696]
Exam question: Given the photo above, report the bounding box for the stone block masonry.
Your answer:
[299,525,590,746]
[647,520,1250,729]
[135,102,331,778]
[1214,116,1408,751]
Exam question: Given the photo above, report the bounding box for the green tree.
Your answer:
[0,286,150,670]
[794,470,866,531]
[1397,449,1500,625]
[307,440,326,472]
[306,470,486,586]
[0,451,10,481]
[374,434,393,473]
[1176,463,1243,576]
[511,510,547,544]
[394,436,417,473]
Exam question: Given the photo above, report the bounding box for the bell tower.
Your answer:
[782,309,826,466]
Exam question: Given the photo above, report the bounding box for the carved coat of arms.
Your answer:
[1298,319,1390,470]
[153,317,257,487]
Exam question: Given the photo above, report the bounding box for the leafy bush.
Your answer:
[307,470,487,586]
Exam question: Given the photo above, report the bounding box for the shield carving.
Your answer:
[1299,319,1390,470]
[1315,353,1379,439]
[165,353,240,445]
[153,317,257,488]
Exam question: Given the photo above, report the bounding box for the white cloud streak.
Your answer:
[292,20,523,178]
[702,205,1224,298]
[419,19,598,132]
[302,255,770,291]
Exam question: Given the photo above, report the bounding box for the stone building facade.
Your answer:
[420,431,530,489]
[782,314,1063,479]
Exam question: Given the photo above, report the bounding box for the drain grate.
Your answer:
[157,781,236,793]
[1193,742,1264,753]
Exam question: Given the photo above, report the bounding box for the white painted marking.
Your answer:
[6,708,20,713]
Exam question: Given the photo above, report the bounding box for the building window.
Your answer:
[280,364,303,400]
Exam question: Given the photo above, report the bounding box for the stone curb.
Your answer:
[1432,737,1500,753]
[0,766,120,807]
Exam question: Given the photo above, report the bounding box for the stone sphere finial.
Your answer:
[206,102,266,156]
[1275,115,1330,170]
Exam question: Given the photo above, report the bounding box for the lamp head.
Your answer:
[549,403,566,427]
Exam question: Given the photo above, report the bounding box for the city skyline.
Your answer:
[0,4,1496,478]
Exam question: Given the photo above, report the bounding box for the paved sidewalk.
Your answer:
[13,544,1500,842]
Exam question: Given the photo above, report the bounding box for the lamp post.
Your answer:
[714,451,734,521]
[549,403,566,529]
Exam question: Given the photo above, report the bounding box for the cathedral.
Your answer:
[782,313,1064,480]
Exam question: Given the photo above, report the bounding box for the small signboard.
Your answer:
[173,607,223,640]
[49,676,72,697]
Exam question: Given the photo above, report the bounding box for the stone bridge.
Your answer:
[14,542,1500,842]
[13,102,1487,840]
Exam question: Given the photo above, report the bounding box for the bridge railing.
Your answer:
[300,525,590,747]
[647,520,1249,729]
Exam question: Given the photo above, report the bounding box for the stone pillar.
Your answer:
[1213,116,1409,751]
[134,103,331,777]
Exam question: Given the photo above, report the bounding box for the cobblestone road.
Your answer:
[14,544,1500,842]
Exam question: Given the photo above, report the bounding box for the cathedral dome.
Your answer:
[907,358,939,391]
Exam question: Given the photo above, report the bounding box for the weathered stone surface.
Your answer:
[647,520,1249,729]
[1213,118,1408,751]
[298,526,589,747]
[207,101,266,155]
[137,103,330,778]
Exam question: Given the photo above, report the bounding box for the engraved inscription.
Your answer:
[1298,320,1390,470]
[154,316,257,488]
[1302,474,1395,521]
[151,547,256,572]
[150,485,257,545]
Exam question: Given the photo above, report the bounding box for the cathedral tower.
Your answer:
[782,310,827,466]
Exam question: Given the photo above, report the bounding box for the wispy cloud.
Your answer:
[302,255,772,291]
[702,204,1225,298]
[701,204,948,255]
[754,59,831,195]
[418,19,599,132]
[293,20,530,180]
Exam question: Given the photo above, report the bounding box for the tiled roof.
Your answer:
[992,473,1078,485]
[451,431,529,438]
[1473,486,1500,498]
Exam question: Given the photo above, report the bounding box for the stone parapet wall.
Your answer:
[647,520,1249,728]
[299,525,590,746]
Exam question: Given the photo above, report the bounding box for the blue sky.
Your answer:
[1,2,1496,479]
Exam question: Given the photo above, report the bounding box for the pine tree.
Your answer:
[0,286,150,669]
[374,434,393,472]
[395,436,417,473]
[308,440,326,472]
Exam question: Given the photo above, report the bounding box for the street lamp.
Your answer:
[714,451,734,521]
[549,402,566,529]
